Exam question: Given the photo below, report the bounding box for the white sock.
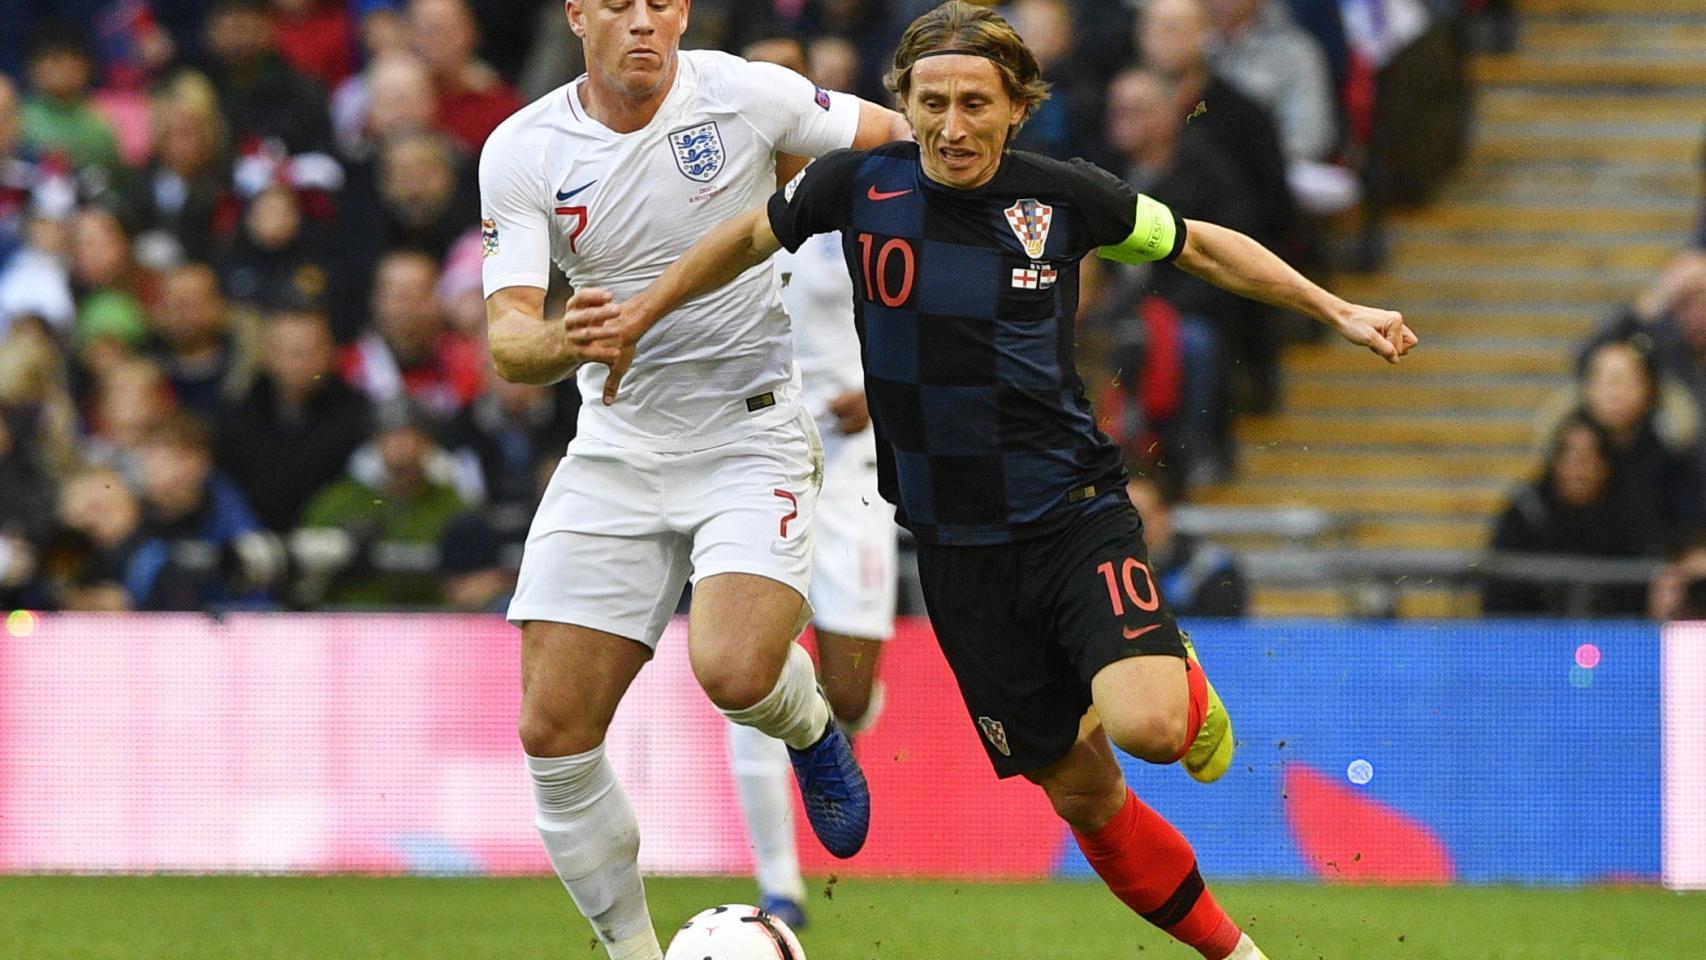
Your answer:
[727,721,807,902]
[528,748,661,960]
[1226,933,1266,960]
[719,642,831,751]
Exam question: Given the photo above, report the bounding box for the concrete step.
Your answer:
[1337,274,1645,306]
[1473,55,1706,87]
[1470,133,1700,163]
[1355,517,1493,550]
[1250,587,1474,619]
[1283,343,1569,376]
[1237,413,1532,448]
[1518,0,1706,15]
[1386,238,1675,272]
[1391,203,1692,234]
[1239,447,1534,482]
[1519,19,1706,54]
[1196,481,1509,515]
[1401,310,1595,339]
[1284,379,1560,412]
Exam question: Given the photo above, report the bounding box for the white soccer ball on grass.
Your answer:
[663,904,806,960]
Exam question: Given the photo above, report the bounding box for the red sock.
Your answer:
[1171,658,1209,763]
[1073,788,1242,960]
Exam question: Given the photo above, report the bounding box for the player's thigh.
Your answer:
[689,572,810,710]
[1032,501,1190,758]
[517,620,654,758]
[809,429,898,642]
[915,539,1091,779]
[509,440,691,649]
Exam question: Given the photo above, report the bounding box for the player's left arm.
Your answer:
[1172,219,1418,364]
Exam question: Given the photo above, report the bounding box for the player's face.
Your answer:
[906,55,1028,190]
[569,0,690,100]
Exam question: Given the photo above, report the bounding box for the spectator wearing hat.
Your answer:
[216,304,373,531]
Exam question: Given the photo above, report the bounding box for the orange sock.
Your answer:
[1172,658,1209,763]
[1072,788,1242,960]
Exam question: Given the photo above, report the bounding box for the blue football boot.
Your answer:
[786,717,870,858]
[759,893,808,930]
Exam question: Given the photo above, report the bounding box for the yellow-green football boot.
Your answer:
[1180,634,1234,783]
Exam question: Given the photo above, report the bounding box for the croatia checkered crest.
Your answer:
[1004,198,1053,259]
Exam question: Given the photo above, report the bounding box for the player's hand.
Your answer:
[1334,305,1418,364]
[562,287,622,364]
[828,391,870,434]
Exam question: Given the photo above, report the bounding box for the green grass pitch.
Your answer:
[2,875,1701,959]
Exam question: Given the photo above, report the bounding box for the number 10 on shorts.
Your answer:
[1097,558,1160,616]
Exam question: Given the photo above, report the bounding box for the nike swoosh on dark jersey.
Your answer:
[1123,623,1163,641]
[867,185,913,201]
[556,181,597,202]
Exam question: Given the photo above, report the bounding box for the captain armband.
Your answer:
[1097,194,1186,265]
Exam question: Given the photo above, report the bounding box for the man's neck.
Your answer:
[578,61,678,134]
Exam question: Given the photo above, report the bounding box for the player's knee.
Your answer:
[1102,707,1188,764]
[694,661,777,713]
[824,684,872,727]
[517,704,605,758]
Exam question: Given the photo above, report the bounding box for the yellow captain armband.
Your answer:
[1098,194,1182,265]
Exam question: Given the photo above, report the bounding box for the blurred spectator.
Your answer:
[331,51,436,162]
[1649,535,1706,621]
[447,375,576,511]
[341,249,483,422]
[147,261,261,414]
[135,409,274,609]
[21,26,123,171]
[70,205,154,350]
[1,74,34,265]
[368,129,477,262]
[0,328,79,546]
[1482,413,1653,617]
[1007,0,1098,159]
[0,209,76,339]
[1138,0,1297,255]
[40,465,159,611]
[298,401,467,607]
[269,0,358,89]
[84,357,179,484]
[1203,0,1337,165]
[407,0,520,153]
[219,183,338,311]
[807,36,864,102]
[1590,251,1706,471]
[200,0,334,153]
[1126,467,1247,617]
[216,304,373,531]
[437,510,514,612]
[114,71,240,261]
[1574,338,1704,545]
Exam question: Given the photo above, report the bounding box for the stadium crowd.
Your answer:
[0,0,1496,613]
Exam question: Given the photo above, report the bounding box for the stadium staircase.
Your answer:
[1196,0,1706,617]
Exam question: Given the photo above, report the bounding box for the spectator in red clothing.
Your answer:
[269,0,358,89]
[341,248,482,423]
[407,0,519,153]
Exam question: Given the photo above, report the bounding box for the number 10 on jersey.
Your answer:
[856,233,915,308]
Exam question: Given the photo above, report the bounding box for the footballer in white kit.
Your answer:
[483,13,904,957]
[480,49,861,643]
[776,231,899,645]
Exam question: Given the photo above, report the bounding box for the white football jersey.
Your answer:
[774,230,863,432]
[479,50,861,451]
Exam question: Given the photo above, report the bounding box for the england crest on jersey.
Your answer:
[669,121,725,183]
[1004,198,1053,259]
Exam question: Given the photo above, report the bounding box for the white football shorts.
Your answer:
[808,424,898,641]
[507,407,823,648]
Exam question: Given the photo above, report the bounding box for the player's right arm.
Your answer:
[480,117,597,385]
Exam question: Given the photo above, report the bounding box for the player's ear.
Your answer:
[565,1,584,38]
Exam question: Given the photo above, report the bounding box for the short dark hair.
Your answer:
[26,21,93,65]
[141,411,214,455]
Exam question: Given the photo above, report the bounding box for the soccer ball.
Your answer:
[664,904,806,960]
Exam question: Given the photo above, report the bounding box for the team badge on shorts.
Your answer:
[1004,198,1053,259]
[669,121,726,183]
[977,716,1012,757]
[480,218,499,258]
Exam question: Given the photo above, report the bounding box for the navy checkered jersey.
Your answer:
[768,141,1187,546]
